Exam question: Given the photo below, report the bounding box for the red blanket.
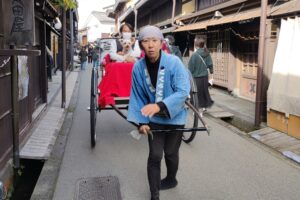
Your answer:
[98,62,134,108]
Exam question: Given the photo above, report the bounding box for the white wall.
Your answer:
[86,17,114,42]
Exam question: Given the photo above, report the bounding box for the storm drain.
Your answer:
[75,176,122,200]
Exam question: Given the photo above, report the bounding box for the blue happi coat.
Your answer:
[127,51,191,125]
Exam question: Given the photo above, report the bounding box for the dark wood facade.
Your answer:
[136,0,182,28]
[0,0,45,171]
[0,0,78,173]
[120,0,182,30]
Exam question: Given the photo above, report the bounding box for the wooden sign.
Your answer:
[3,0,35,46]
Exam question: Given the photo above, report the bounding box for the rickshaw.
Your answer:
[88,38,209,148]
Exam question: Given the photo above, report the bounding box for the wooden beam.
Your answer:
[0,49,40,56]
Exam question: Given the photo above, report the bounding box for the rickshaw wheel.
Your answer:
[183,76,199,143]
[90,67,98,148]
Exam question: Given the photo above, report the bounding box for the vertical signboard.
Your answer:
[4,0,35,46]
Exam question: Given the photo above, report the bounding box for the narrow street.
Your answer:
[53,65,300,200]
[1,1,300,200]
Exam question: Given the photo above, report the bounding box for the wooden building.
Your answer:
[0,0,78,180]
[116,0,300,131]
[175,0,273,102]
[118,0,276,102]
[266,0,300,138]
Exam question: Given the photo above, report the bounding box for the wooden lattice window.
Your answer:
[207,30,230,88]
[240,33,259,79]
[270,23,278,40]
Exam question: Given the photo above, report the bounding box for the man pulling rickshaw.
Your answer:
[90,24,209,200]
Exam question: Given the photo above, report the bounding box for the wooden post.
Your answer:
[10,46,20,170]
[62,8,66,108]
[70,9,74,71]
[41,19,48,103]
[255,0,268,127]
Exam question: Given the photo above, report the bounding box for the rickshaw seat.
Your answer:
[98,62,134,108]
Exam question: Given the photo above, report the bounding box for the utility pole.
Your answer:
[255,0,268,127]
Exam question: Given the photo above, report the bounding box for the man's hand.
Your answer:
[141,104,160,118]
[117,51,124,55]
[139,125,150,135]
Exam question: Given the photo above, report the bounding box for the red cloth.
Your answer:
[102,54,111,66]
[162,41,171,54]
[98,62,134,108]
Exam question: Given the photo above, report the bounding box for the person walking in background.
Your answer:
[92,46,100,69]
[46,46,54,81]
[127,26,190,200]
[165,35,182,60]
[79,46,88,70]
[87,44,93,63]
[188,36,214,112]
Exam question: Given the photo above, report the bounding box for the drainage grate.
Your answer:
[75,176,122,200]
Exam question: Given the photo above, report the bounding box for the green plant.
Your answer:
[17,165,25,176]
[5,185,14,200]
[4,165,26,200]
[52,0,78,10]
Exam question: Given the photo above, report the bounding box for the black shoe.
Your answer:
[160,177,178,190]
[151,193,159,200]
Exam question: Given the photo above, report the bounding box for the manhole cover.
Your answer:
[75,176,122,200]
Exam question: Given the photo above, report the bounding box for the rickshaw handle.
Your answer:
[185,100,210,135]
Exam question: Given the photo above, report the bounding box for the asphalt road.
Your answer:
[53,65,300,200]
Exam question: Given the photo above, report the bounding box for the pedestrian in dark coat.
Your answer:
[88,45,93,63]
[188,37,214,110]
[92,46,100,69]
[46,46,54,81]
[79,46,88,70]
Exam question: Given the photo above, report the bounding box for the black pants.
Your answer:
[194,76,214,108]
[88,56,92,63]
[47,65,52,80]
[147,123,184,198]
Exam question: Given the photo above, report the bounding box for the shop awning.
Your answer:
[174,7,261,32]
[269,0,300,17]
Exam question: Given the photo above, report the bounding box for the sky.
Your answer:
[77,0,115,28]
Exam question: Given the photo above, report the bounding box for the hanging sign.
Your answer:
[4,0,35,46]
